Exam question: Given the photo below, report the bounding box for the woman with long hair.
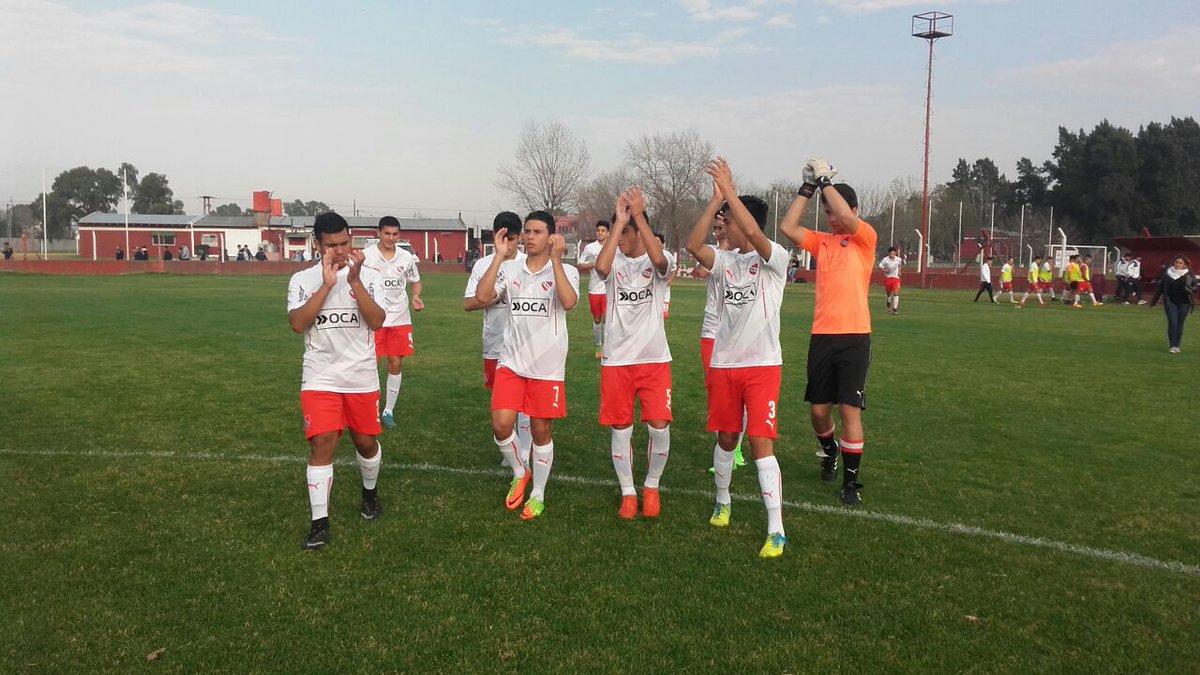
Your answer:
[1150,255,1197,353]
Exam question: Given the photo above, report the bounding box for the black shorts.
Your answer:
[804,334,871,409]
[1069,281,1079,291]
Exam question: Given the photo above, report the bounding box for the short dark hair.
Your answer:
[1033,255,1043,261]
[493,211,521,234]
[1082,254,1092,261]
[595,220,610,232]
[738,195,769,229]
[313,212,349,242]
[887,246,897,253]
[378,215,400,230]
[834,183,859,209]
[525,210,556,234]
[654,233,665,245]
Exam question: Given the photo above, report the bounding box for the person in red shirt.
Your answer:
[780,159,877,506]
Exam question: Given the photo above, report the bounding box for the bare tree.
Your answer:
[576,168,633,240]
[623,130,714,248]
[496,120,591,215]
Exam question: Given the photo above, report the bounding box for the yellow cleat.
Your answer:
[709,502,731,527]
[759,532,787,559]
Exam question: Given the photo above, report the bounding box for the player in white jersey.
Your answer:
[475,211,580,520]
[464,212,532,469]
[594,188,673,520]
[362,216,423,430]
[696,210,747,472]
[878,246,902,315]
[687,157,789,559]
[576,221,611,357]
[653,233,678,318]
[287,212,387,551]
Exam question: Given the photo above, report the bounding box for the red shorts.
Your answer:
[588,293,607,319]
[706,365,781,438]
[1040,281,1053,292]
[1079,281,1092,293]
[1027,282,1040,292]
[301,390,382,439]
[884,278,900,294]
[1001,281,1013,292]
[374,325,413,357]
[599,362,673,425]
[491,367,566,419]
[700,337,715,378]
[483,358,498,389]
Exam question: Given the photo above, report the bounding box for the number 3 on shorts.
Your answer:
[767,400,776,429]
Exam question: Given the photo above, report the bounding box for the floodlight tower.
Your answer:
[912,11,953,287]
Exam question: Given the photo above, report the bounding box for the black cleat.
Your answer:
[302,518,330,551]
[840,482,863,506]
[818,451,838,482]
[360,489,382,521]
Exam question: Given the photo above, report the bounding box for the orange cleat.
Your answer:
[505,472,531,510]
[641,488,661,518]
[618,495,638,520]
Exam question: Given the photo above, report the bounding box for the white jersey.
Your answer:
[709,242,789,368]
[362,245,420,327]
[601,251,672,367]
[980,262,992,283]
[1127,260,1141,280]
[579,240,606,295]
[663,250,677,303]
[287,263,382,393]
[878,256,902,279]
[493,258,580,381]
[701,245,721,339]
[464,251,526,359]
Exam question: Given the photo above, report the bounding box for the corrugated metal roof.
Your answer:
[78,212,468,232]
[78,212,201,226]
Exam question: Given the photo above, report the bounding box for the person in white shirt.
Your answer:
[475,211,579,520]
[594,187,673,520]
[576,221,611,358]
[362,216,423,430]
[286,212,387,551]
[687,157,789,559]
[1126,255,1145,304]
[878,247,902,315]
[1114,253,1130,303]
[464,212,532,470]
[974,255,997,303]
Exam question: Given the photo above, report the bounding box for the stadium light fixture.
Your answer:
[912,11,953,287]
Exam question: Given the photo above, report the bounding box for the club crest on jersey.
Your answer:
[641,267,653,279]
[749,262,760,276]
[840,238,850,247]
[541,280,554,292]
[511,296,550,317]
[724,283,757,306]
[725,269,735,280]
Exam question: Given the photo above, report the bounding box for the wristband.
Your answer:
[816,176,834,190]
[798,183,817,199]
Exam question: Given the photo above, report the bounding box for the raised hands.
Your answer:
[705,157,736,198]
[549,233,567,260]
[614,192,632,227]
[320,247,338,289]
[494,227,515,258]
[345,248,366,285]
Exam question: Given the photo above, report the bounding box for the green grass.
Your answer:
[1,273,1197,673]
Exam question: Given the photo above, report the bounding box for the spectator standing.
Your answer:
[1150,255,1196,353]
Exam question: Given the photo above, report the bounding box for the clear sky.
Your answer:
[2,0,1196,225]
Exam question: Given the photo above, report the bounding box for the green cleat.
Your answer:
[709,502,731,527]
[759,532,787,558]
[733,442,746,468]
[520,497,545,521]
[381,411,396,430]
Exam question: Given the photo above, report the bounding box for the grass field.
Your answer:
[2,272,1197,673]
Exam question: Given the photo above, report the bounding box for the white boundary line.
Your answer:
[4,447,1197,578]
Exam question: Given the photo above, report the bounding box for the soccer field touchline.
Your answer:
[5,447,1197,578]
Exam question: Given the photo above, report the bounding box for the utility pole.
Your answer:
[912,11,953,288]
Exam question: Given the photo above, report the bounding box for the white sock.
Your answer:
[306,464,333,521]
[356,442,381,490]
[644,425,670,489]
[593,322,602,347]
[1020,292,1029,303]
[756,455,784,536]
[713,444,734,504]
[530,441,554,501]
[610,426,635,496]
[516,413,533,467]
[893,295,900,310]
[494,432,525,478]
[384,372,402,413]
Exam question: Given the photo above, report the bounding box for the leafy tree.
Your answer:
[1135,116,1200,235]
[133,172,184,214]
[1046,120,1138,240]
[283,200,331,217]
[213,203,248,216]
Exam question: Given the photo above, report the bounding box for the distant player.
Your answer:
[974,256,997,303]
[1020,255,1046,306]
[999,257,1017,303]
[287,212,386,551]
[1064,255,1082,305]
[576,221,610,357]
[653,233,678,318]
[687,157,789,559]
[363,216,423,429]
[696,208,747,473]
[1126,255,1145,304]
[464,212,532,469]
[1041,257,1056,300]
[780,159,877,507]
[1073,254,1103,307]
[475,211,579,520]
[878,246,902,315]
[595,188,673,520]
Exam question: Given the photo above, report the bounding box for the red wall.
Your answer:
[0,259,474,276]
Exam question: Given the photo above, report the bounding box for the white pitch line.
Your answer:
[4,447,1198,578]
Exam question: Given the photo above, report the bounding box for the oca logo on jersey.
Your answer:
[315,311,361,328]
[617,287,653,305]
[382,278,405,288]
[511,297,549,317]
[724,285,757,305]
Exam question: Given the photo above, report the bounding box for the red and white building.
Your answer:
[77,213,477,262]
